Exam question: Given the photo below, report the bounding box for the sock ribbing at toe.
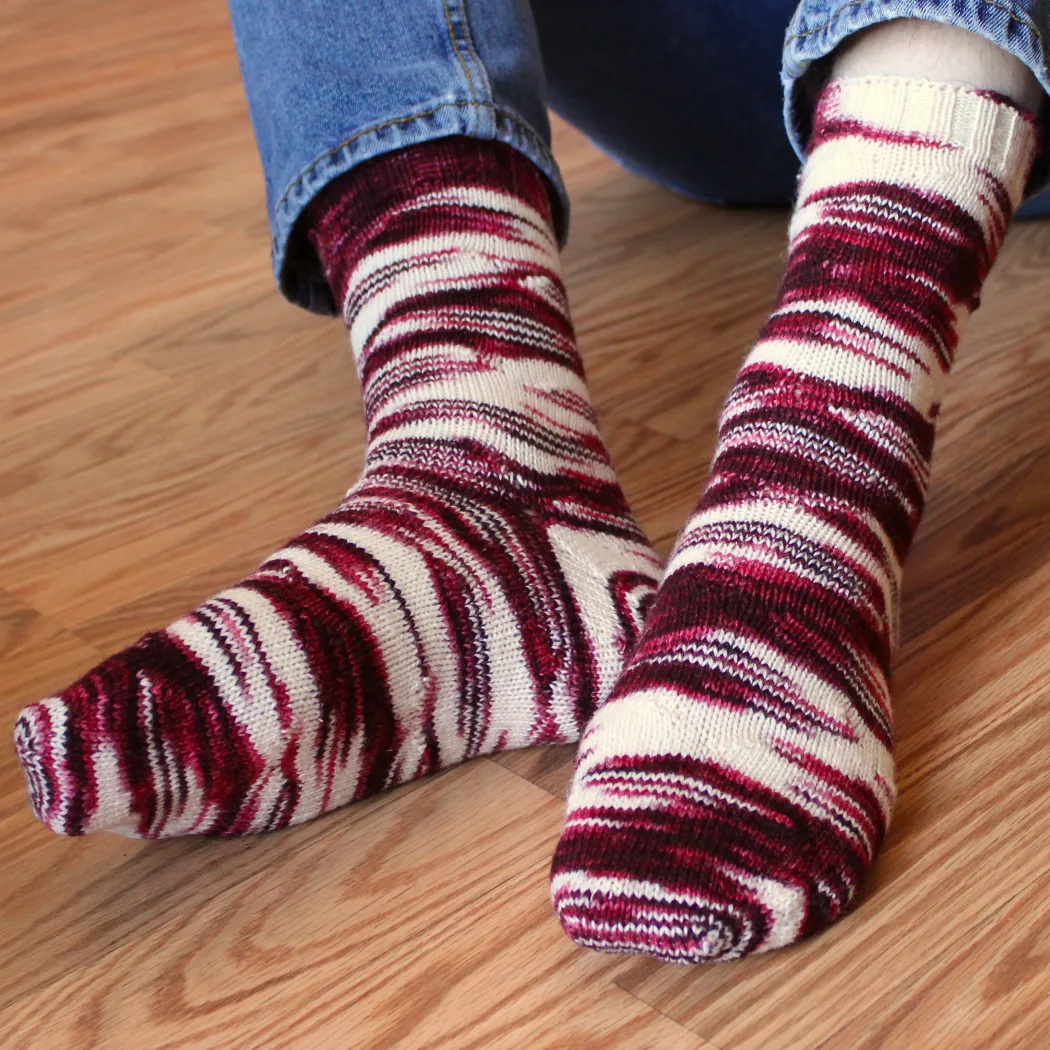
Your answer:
[551,78,1039,962]
[14,138,659,838]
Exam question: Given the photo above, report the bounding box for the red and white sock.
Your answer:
[15,139,659,838]
[551,78,1038,961]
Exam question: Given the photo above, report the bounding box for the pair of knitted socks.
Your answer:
[14,76,1038,961]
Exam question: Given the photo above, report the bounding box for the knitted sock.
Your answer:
[15,138,659,838]
[551,78,1038,961]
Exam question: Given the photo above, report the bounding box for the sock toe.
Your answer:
[14,701,72,835]
[14,637,173,837]
[551,869,762,963]
[15,631,271,837]
[550,751,879,961]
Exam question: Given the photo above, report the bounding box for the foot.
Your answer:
[15,139,659,837]
[550,78,1038,961]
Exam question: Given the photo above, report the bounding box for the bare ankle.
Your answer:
[833,18,1045,114]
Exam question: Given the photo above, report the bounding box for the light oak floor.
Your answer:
[4,3,1050,1048]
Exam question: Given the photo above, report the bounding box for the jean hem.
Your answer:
[781,0,1050,196]
[272,99,570,315]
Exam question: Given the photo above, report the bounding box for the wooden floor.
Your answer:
[4,3,1050,1047]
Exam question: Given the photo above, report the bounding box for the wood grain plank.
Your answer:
[0,420,359,630]
[0,591,100,711]
[819,868,1050,1049]
[5,0,1050,1045]
[615,555,1050,1050]
[0,763,707,1050]
[0,773,429,1014]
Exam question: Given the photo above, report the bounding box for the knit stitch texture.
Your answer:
[14,138,660,838]
[551,78,1038,962]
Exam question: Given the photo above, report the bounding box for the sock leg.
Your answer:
[551,78,1039,961]
[14,139,660,838]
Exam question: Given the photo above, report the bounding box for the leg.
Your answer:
[227,0,568,313]
[527,0,1050,215]
[552,12,1046,960]
[530,0,802,204]
[12,3,661,837]
[833,18,1043,110]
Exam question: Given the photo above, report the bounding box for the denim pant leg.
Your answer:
[530,0,1050,213]
[530,0,803,207]
[228,0,566,315]
[783,0,1050,214]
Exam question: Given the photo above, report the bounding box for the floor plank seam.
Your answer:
[610,976,724,1050]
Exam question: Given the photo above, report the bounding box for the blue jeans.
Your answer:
[228,0,1050,315]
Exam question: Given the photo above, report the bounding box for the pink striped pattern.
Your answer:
[551,78,1038,962]
[14,139,660,838]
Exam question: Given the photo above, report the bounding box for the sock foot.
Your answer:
[15,139,659,838]
[551,78,1038,961]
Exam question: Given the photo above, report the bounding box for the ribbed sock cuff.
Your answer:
[810,76,1040,204]
[305,137,556,312]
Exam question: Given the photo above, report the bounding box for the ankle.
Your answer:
[833,18,1045,114]
[304,138,558,313]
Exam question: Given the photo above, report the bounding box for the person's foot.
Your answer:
[14,140,659,837]
[550,77,1038,961]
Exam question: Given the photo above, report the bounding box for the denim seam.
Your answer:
[442,0,481,105]
[448,0,499,115]
[788,0,865,39]
[788,0,1047,69]
[269,99,559,251]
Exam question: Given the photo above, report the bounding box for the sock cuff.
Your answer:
[305,137,556,311]
[810,76,1040,203]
